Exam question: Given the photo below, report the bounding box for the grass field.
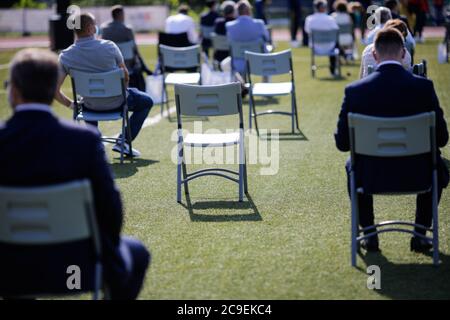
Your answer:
[0,39,449,300]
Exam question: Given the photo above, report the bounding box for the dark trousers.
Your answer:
[412,6,426,37]
[345,160,444,236]
[106,236,150,300]
[86,87,153,141]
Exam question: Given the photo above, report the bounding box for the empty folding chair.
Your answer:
[348,112,439,267]
[175,83,248,202]
[0,180,107,299]
[310,29,340,78]
[211,33,230,68]
[70,69,132,164]
[201,25,215,43]
[159,44,201,119]
[246,49,300,135]
[229,40,265,81]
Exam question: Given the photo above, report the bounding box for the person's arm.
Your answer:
[54,67,73,109]
[118,62,130,86]
[88,131,123,244]
[428,80,449,148]
[334,87,352,152]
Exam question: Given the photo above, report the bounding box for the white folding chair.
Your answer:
[0,180,107,299]
[116,40,135,61]
[229,40,265,81]
[159,44,201,120]
[211,33,229,52]
[246,49,300,135]
[201,25,215,41]
[348,112,439,267]
[175,82,248,202]
[310,29,340,78]
[70,69,131,164]
[337,23,354,59]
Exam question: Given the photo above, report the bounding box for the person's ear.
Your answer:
[373,49,379,63]
[401,47,406,59]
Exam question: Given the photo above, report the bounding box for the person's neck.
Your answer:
[76,34,94,41]
[377,58,402,66]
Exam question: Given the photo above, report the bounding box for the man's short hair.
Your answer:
[9,49,59,105]
[384,18,407,39]
[236,0,252,16]
[221,0,236,16]
[374,28,404,58]
[72,12,95,36]
[178,4,190,15]
[334,0,348,13]
[375,7,392,25]
[111,5,124,20]
[314,0,327,11]
[206,0,217,9]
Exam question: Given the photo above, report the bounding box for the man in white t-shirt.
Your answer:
[165,4,198,44]
[304,0,339,75]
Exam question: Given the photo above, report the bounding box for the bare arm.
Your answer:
[118,62,129,86]
[54,72,73,108]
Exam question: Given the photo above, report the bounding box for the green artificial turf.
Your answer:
[0,39,449,299]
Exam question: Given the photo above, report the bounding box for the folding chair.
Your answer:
[116,40,135,61]
[175,82,248,202]
[159,44,201,120]
[310,29,340,78]
[337,23,354,60]
[348,112,439,267]
[246,49,300,135]
[70,69,132,164]
[211,33,230,68]
[201,25,215,42]
[229,40,265,81]
[412,59,427,78]
[0,180,107,299]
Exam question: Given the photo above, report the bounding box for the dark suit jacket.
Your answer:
[335,63,449,193]
[0,109,124,294]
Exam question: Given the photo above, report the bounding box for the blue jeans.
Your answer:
[86,87,153,141]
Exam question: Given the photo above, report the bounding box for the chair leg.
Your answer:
[244,151,248,194]
[250,94,260,136]
[293,90,300,132]
[248,92,253,130]
[432,170,439,266]
[177,156,182,203]
[120,117,125,164]
[126,111,133,163]
[291,92,295,134]
[350,171,358,267]
[181,148,189,196]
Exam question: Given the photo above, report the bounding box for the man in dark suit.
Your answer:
[200,0,220,56]
[213,1,236,63]
[334,28,449,252]
[0,48,150,299]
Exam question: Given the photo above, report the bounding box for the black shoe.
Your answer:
[361,235,380,252]
[410,236,433,253]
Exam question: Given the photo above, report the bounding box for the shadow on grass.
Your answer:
[317,75,347,81]
[357,250,450,299]
[180,192,262,222]
[111,158,159,179]
[250,96,280,106]
[258,130,308,141]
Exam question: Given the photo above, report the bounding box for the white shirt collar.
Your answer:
[15,103,52,114]
[377,60,402,68]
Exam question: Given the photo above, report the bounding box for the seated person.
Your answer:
[0,48,150,299]
[226,0,270,75]
[359,19,412,78]
[366,5,415,54]
[331,0,354,53]
[304,0,339,76]
[165,4,198,45]
[213,1,236,63]
[200,0,220,56]
[334,28,449,252]
[56,12,153,157]
[101,5,153,92]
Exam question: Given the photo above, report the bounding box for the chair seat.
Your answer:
[77,111,123,122]
[165,72,201,85]
[184,132,240,147]
[252,82,292,96]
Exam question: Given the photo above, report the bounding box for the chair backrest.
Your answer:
[70,69,124,99]
[246,49,292,76]
[0,180,99,247]
[338,23,353,35]
[348,112,435,158]
[211,33,229,51]
[230,40,264,60]
[158,31,192,47]
[175,82,242,117]
[159,44,201,70]
[412,59,427,78]
[116,40,135,61]
[311,29,339,44]
[201,25,215,40]
[367,64,375,75]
